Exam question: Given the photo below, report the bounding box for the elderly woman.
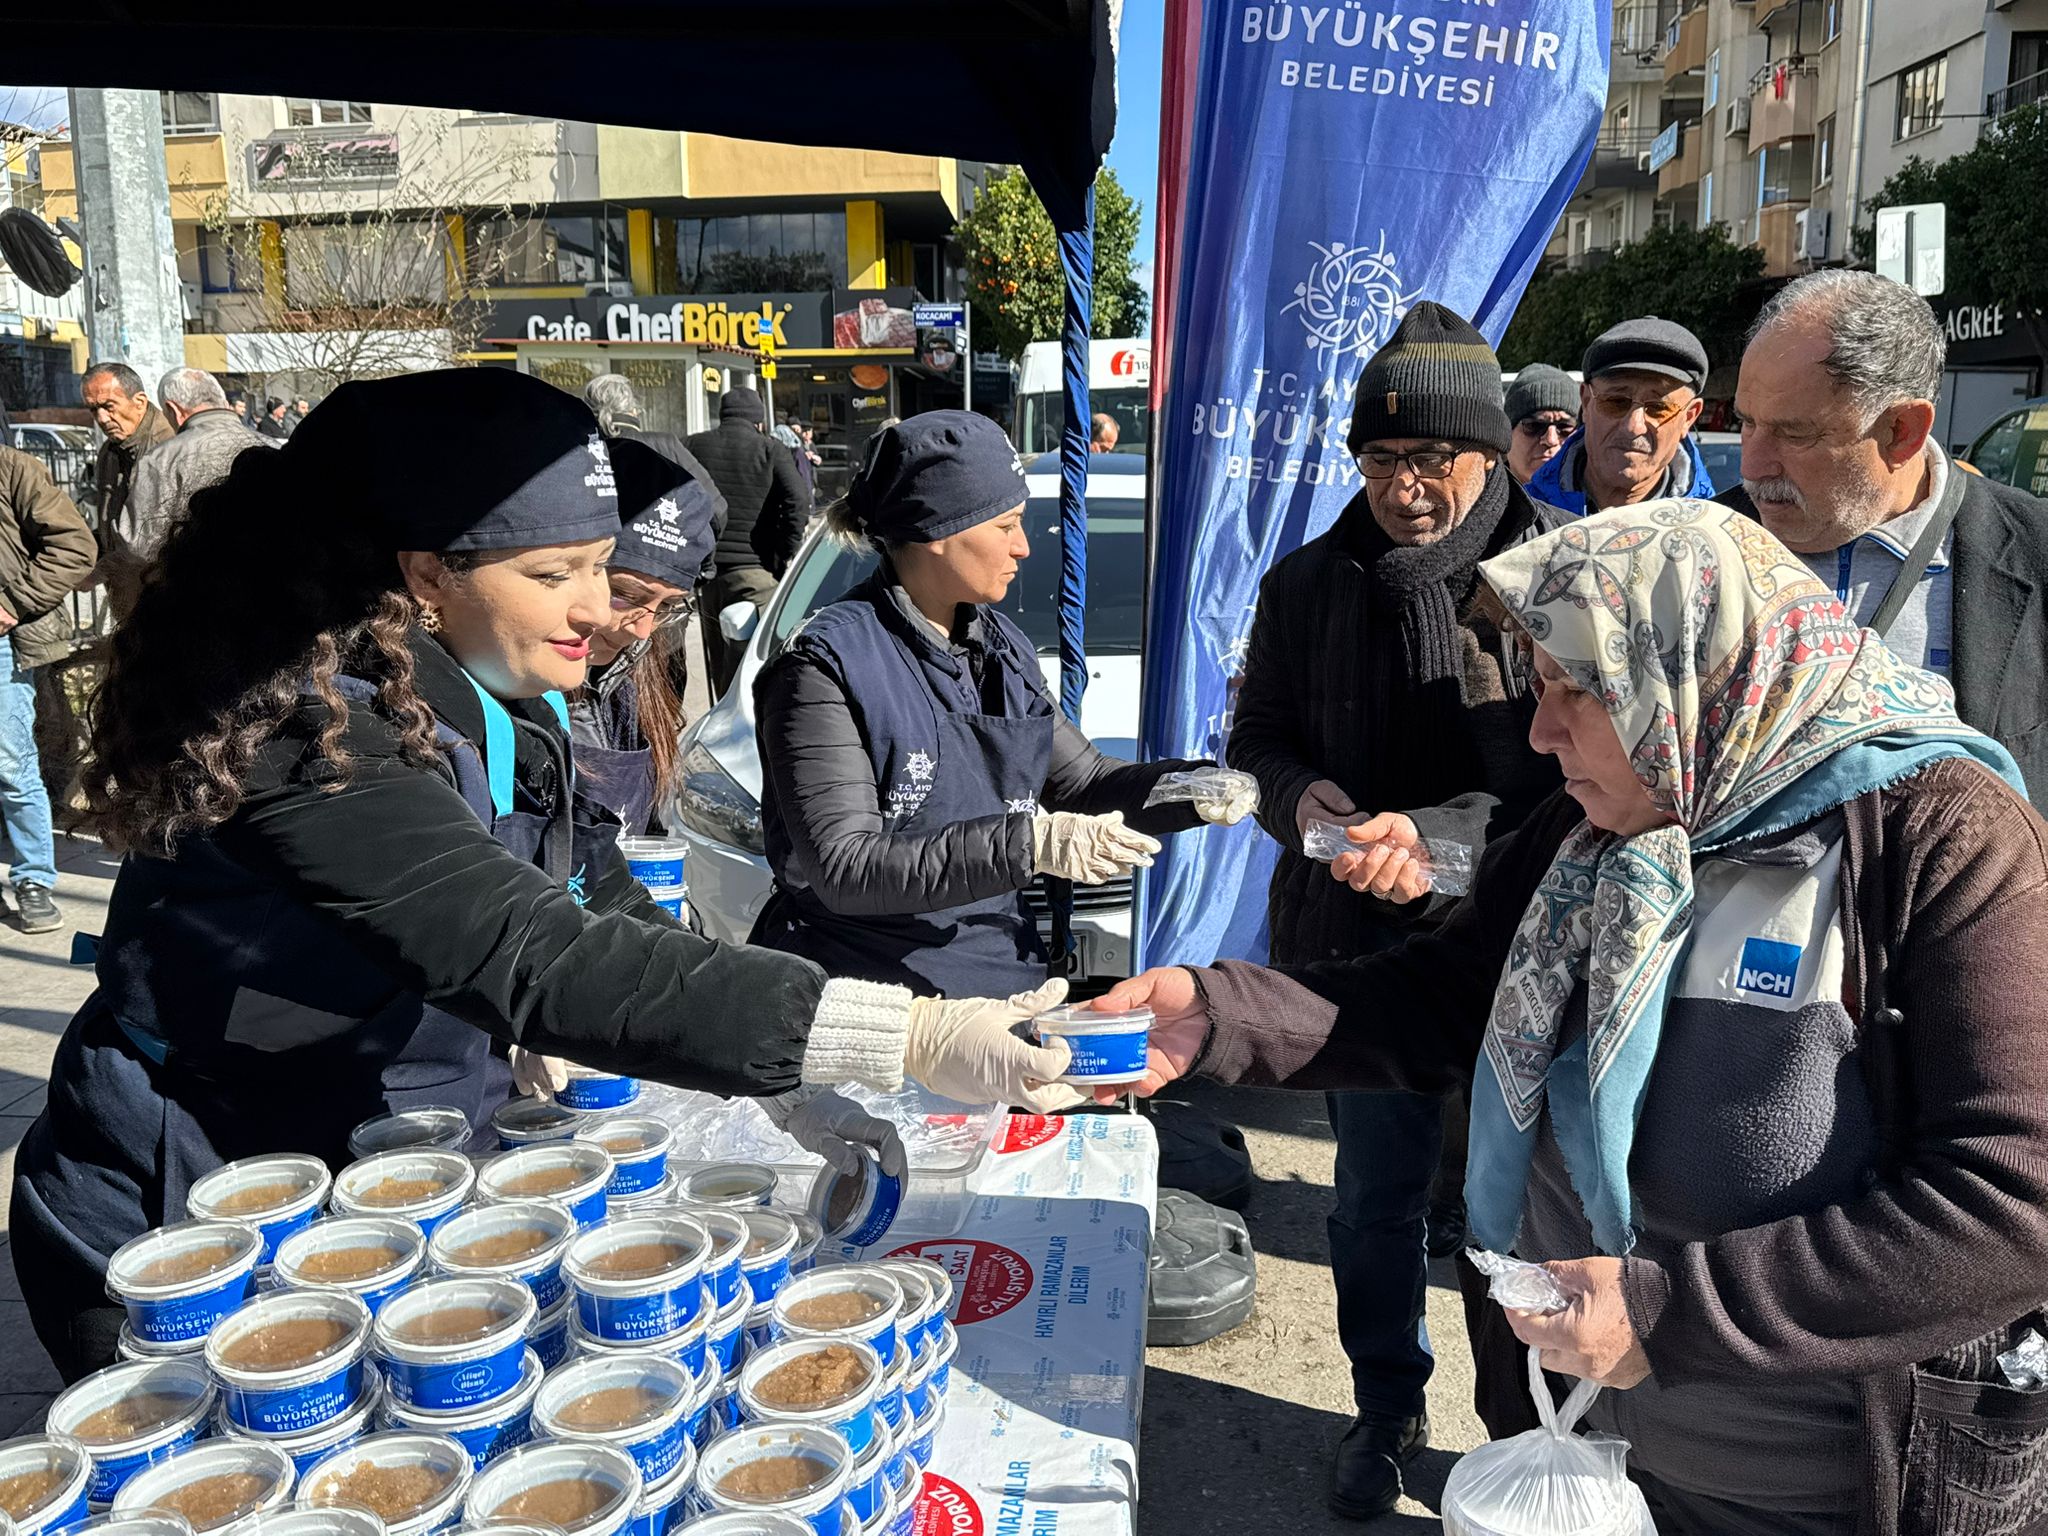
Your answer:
[1099,500,2048,1534]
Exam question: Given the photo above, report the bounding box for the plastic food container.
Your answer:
[50,1358,215,1510]
[113,1328,204,1366]
[428,1202,577,1312]
[711,1376,744,1440]
[877,1262,948,1351]
[573,1120,671,1199]
[617,1450,691,1536]
[884,1461,916,1536]
[675,1352,718,1452]
[693,1425,851,1536]
[476,1146,612,1231]
[298,1430,471,1536]
[1030,1005,1151,1086]
[526,1296,571,1373]
[460,1441,640,1536]
[734,1214,796,1308]
[617,837,687,923]
[0,1435,93,1536]
[185,1158,332,1268]
[602,1176,674,1216]
[489,1101,584,1153]
[737,1340,880,1458]
[372,1278,537,1414]
[840,1432,888,1530]
[769,1273,901,1370]
[926,1324,956,1401]
[111,1437,294,1535]
[69,1512,199,1536]
[805,1157,899,1254]
[900,1356,930,1427]
[244,1509,381,1536]
[330,1152,475,1241]
[533,1355,693,1485]
[348,1108,472,1162]
[204,1289,372,1438]
[785,1216,822,1280]
[704,1288,749,1376]
[901,1395,938,1476]
[672,1515,811,1536]
[106,1223,266,1350]
[566,1309,706,1382]
[219,1371,380,1480]
[683,1212,746,1313]
[555,1072,639,1115]
[379,1349,542,1473]
[742,1302,775,1360]
[865,1268,934,1368]
[672,1166,775,1212]
[273,1217,425,1318]
[868,1354,904,1439]
[563,1216,708,1343]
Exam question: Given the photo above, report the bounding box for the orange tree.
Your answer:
[953,165,1147,362]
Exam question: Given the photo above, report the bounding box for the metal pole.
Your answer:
[66,89,184,385]
[962,305,973,415]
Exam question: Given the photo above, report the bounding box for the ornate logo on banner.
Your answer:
[1282,234,1419,360]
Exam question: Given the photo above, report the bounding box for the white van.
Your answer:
[1015,338,1149,457]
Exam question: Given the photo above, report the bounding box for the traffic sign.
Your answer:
[1876,204,1945,297]
[761,361,778,381]
[913,302,967,328]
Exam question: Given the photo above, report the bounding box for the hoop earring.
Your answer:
[418,604,442,634]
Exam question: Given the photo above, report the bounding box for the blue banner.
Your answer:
[1138,0,1609,969]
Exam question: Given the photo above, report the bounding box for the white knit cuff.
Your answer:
[802,978,914,1091]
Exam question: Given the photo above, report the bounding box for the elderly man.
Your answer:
[0,447,96,932]
[1226,301,1563,1520]
[1527,317,1716,515]
[81,362,175,544]
[1090,413,1120,452]
[112,369,274,620]
[1726,269,2048,796]
[1503,364,1579,485]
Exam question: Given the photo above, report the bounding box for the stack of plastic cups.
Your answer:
[617,836,688,924]
[562,1215,711,1377]
[428,1200,579,1377]
[105,1222,265,1366]
[202,1288,379,1479]
[370,1274,540,1485]
[328,1151,476,1242]
[184,1157,333,1272]
[110,1436,297,1533]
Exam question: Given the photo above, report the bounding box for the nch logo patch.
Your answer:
[1737,937,1803,998]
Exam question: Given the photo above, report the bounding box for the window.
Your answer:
[284,222,448,307]
[675,211,847,293]
[468,213,629,287]
[197,225,259,293]
[1895,53,1946,140]
[1701,170,1714,225]
[286,99,374,127]
[2013,33,2048,86]
[159,92,218,135]
[1816,114,1835,185]
[1824,0,1841,43]
[1706,48,1721,109]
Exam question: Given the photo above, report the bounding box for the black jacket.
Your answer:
[1720,472,2048,799]
[754,582,1204,917]
[611,422,729,542]
[687,420,810,578]
[1226,478,1564,966]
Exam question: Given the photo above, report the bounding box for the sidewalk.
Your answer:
[0,832,120,1434]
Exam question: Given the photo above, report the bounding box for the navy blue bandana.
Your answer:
[845,410,1029,543]
[284,368,625,552]
[613,441,716,588]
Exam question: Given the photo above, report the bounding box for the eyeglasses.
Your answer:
[1355,448,1462,480]
[1587,388,1694,426]
[1515,416,1574,442]
[609,588,697,629]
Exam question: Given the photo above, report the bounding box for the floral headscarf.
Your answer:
[1463,498,2020,1256]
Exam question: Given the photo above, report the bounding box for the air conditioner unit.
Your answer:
[1727,96,1753,133]
[1637,151,1655,170]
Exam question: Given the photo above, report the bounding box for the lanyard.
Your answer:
[458,670,571,820]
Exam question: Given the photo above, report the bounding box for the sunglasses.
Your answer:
[1588,388,1694,426]
[1514,416,1575,441]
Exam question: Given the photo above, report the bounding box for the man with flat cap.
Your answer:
[1526,316,1717,516]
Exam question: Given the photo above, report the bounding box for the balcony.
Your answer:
[1576,129,1663,194]
[1655,122,1704,193]
[1749,60,1819,149]
[1986,67,2048,124]
[1662,4,1708,81]
[1612,4,1668,81]
[1756,200,1810,277]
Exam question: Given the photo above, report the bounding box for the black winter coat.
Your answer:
[687,420,810,578]
[1226,480,1563,967]
[1720,471,2048,800]
[610,422,729,541]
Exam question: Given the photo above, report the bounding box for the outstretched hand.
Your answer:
[1084,967,1209,1103]
[1329,811,1432,904]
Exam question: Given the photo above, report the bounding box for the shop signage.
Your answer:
[1943,302,2006,343]
[483,286,921,352]
[913,302,967,328]
[249,132,400,187]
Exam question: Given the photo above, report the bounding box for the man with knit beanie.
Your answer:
[1503,363,1580,485]
[1228,301,1565,1519]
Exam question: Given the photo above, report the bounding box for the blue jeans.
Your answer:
[0,632,57,889]
[1327,1087,1442,1421]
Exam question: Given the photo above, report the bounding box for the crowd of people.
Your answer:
[1,265,2046,1533]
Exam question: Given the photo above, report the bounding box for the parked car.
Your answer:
[1694,429,1742,494]
[670,454,1148,986]
[1966,397,2048,498]
[7,423,95,454]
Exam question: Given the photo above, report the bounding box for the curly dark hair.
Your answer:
[84,446,451,857]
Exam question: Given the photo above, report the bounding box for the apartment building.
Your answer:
[22,93,979,457]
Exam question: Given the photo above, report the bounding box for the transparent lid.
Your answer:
[348,1107,472,1159]
[1035,1004,1153,1033]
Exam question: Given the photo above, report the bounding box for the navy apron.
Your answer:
[570,670,656,837]
[751,579,1055,998]
[12,673,605,1375]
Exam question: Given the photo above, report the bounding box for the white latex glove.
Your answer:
[509,1047,570,1099]
[906,977,1079,1113]
[1031,811,1161,884]
[764,1086,908,1177]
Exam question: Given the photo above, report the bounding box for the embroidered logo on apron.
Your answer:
[886,750,938,822]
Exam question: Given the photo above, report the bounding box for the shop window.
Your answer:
[469,212,629,287]
[286,99,375,127]
[1895,53,1946,141]
[160,92,219,135]
[676,210,846,292]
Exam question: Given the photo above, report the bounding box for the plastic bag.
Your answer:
[1143,767,1260,825]
[1301,818,1475,896]
[1467,1248,1571,1314]
[1442,1348,1658,1536]
[2001,1330,2048,1391]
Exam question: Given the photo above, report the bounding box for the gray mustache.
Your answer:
[1743,476,1806,509]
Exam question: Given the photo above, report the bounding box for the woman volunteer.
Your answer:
[1090,501,2048,1532]
[750,411,1250,997]
[12,371,1074,1380]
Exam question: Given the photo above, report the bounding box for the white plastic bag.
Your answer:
[1441,1348,1658,1536]
[1143,767,1260,825]
[1301,818,1475,896]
